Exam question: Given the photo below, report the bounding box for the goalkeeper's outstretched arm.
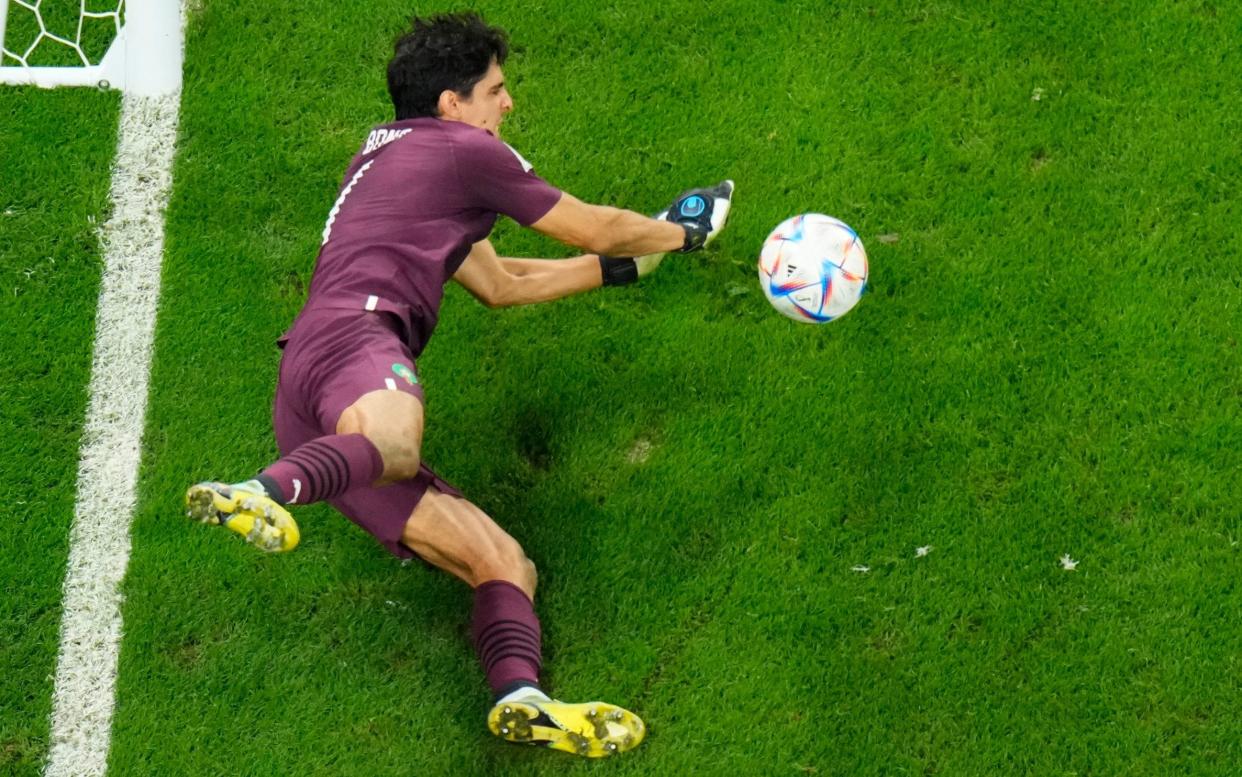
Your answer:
[455,181,734,305]
[529,192,685,258]
[529,182,734,257]
[453,239,612,308]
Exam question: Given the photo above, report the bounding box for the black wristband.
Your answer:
[599,255,638,286]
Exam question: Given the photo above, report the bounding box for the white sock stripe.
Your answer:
[43,47,184,777]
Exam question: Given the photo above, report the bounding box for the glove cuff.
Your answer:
[599,255,638,286]
[677,223,707,253]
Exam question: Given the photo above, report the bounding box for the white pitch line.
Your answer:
[43,90,181,777]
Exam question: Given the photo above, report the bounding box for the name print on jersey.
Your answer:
[363,127,412,155]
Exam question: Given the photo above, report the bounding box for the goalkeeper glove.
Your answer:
[657,179,735,252]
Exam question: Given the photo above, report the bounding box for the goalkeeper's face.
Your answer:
[452,60,513,137]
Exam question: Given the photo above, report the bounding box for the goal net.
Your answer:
[0,0,181,94]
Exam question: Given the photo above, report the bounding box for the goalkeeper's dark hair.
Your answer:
[387,12,509,120]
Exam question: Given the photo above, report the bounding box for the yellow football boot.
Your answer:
[488,697,646,758]
[185,481,299,552]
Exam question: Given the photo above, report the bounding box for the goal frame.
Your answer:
[0,0,181,95]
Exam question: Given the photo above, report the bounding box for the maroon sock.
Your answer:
[472,580,542,697]
[259,433,384,504]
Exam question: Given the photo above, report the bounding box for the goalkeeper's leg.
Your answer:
[185,428,390,553]
[400,487,646,758]
[185,310,428,552]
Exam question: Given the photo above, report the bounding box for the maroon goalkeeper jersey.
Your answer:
[288,117,563,355]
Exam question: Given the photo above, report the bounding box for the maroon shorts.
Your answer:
[273,308,460,558]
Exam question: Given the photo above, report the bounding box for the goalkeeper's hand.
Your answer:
[598,180,733,285]
[634,253,665,277]
[598,252,665,286]
[656,179,735,253]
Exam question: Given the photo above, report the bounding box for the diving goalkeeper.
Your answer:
[185,10,732,759]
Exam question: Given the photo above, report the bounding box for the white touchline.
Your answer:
[43,93,182,777]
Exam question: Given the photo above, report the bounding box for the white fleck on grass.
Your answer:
[851,565,871,573]
[626,438,653,464]
[1032,86,1046,101]
[915,545,932,558]
[1060,554,1079,571]
[876,233,900,244]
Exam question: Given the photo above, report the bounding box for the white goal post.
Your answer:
[0,0,181,95]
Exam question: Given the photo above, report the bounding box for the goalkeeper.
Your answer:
[185,10,732,759]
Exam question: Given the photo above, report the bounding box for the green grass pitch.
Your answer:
[4,0,1242,774]
[0,87,120,773]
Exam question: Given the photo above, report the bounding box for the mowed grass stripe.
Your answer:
[114,1,1240,775]
[0,90,120,776]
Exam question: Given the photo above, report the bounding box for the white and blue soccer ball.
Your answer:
[758,213,869,324]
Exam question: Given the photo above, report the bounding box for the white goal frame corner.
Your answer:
[0,0,181,95]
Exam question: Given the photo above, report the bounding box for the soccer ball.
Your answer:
[758,213,869,323]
